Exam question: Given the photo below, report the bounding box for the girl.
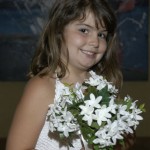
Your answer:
[6,0,133,149]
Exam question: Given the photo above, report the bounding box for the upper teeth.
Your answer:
[82,50,94,55]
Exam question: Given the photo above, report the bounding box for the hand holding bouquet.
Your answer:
[48,71,145,150]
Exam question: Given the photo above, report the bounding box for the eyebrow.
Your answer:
[76,23,107,32]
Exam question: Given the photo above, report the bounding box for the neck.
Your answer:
[61,68,90,85]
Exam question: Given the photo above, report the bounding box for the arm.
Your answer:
[6,76,55,150]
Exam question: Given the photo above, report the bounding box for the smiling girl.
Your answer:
[6,0,134,150]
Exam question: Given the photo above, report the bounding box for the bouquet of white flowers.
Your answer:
[47,71,145,150]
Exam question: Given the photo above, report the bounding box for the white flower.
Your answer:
[47,70,144,148]
[74,82,84,100]
[85,71,102,86]
[130,100,138,108]
[85,76,99,86]
[109,98,117,114]
[61,107,74,121]
[82,114,95,126]
[93,105,112,126]
[94,126,113,147]
[49,114,62,131]
[79,102,94,114]
[49,122,56,132]
[79,104,95,126]
[108,120,124,144]
[96,81,107,91]
[107,83,118,93]
[118,104,129,116]
[94,120,124,147]
[124,95,131,102]
[79,97,100,126]
[117,115,131,132]
[127,108,143,130]
[56,82,70,97]
[130,101,143,120]
[57,123,70,137]
[85,93,102,108]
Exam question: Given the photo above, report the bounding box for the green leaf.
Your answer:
[126,100,132,111]
[139,103,146,112]
[69,108,79,117]
[84,85,97,98]
[98,86,111,106]
[93,145,99,150]
[79,123,95,144]
[91,121,99,129]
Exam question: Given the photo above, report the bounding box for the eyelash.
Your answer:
[98,32,107,39]
[79,28,107,39]
[79,28,89,34]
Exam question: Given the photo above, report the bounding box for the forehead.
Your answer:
[73,11,106,29]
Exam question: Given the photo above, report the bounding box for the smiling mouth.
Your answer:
[80,49,96,56]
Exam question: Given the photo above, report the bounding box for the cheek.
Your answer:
[100,41,107,53]
[69,35,85,47]
[67,30,85,43]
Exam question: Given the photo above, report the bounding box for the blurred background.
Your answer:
[0,0,149,149]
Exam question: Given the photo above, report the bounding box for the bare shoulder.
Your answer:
[14,75,56,121]
[22,75,56,108]
[6,75,57,150]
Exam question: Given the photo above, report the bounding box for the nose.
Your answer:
[88,34,99,48]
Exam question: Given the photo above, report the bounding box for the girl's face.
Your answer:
[61,11,108,71]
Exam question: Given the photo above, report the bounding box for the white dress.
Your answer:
[35,79,83,150]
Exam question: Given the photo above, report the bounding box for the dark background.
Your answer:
[0,0,148,81]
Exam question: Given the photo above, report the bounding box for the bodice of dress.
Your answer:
[35,79,83,150]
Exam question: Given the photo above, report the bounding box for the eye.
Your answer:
[79,28,89,34]
[98,32,107,39]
